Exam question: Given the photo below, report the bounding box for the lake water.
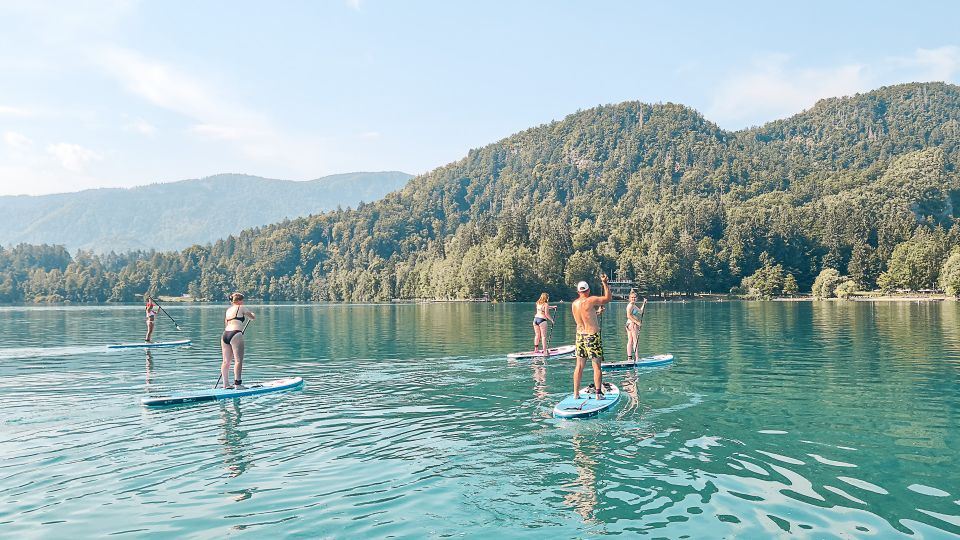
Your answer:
[1,301,958,538]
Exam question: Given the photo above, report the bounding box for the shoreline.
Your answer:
[5,293,955,306]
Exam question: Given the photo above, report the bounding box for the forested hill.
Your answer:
[0,171,412,253]
[4,82,960,303]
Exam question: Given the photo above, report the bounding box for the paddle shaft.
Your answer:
[214,319,251,389]
[152,298,182,330]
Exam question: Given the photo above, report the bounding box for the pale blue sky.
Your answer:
[1,0,959,195]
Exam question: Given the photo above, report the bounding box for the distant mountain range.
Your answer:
[0,171,412,252]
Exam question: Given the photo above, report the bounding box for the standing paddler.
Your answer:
[571,273,611,399]
[144,296,159,342]
[220,292,255,389]
[532,292,556,354]
[624,290,647,363]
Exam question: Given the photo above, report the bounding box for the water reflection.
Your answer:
[144,350,153,386]
[564,433,598,524]
[531,358,547,401]
[217,400,250,483]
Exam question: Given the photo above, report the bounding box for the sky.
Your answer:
[1,1,959,196]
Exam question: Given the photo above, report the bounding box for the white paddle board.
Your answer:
[602,353,674,370]
[141,377,304,407]
[108,339,192,349]
[507,345,575,359]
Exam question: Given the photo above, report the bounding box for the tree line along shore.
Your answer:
[2,83,960,305]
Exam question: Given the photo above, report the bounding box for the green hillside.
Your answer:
[3,82,959,303]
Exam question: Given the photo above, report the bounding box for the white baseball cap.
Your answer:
[576,281,590,292]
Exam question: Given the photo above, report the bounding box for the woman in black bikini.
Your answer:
[221,292,255,389]
[532,292,555,354]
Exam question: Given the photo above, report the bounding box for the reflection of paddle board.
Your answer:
[507,345,575,359]
[108,339,192,349]
[141,377,304,407]
[602,353,674,370]
[553,382,620,419]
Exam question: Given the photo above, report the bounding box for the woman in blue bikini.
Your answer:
[624,291,647,363]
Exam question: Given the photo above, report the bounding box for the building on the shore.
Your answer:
[608,269,637,300]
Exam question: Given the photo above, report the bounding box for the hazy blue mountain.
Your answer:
[0,171,412,252]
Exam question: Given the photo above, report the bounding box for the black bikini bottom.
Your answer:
[222,330,242,345]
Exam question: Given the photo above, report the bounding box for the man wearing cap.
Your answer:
[571,273,612,399]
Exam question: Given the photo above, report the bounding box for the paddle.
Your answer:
[214,319,251,389]
[544,320,553,355]
[152,298,182,331]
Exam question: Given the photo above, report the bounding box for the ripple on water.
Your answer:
[1,302,959,538]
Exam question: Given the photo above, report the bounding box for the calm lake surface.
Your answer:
[1,301,958,538]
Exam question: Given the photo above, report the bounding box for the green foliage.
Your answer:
[783,274,799,296]
[3,83,960,303]
[812,269,844,299]
[834,280,859,300]
[939,249,960,296]
[876,229,947,291]
[740,252,784,299]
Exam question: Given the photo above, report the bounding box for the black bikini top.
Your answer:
[227,306,245,323]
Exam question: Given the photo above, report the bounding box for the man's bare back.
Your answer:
[572,273,611,335]
[572,296,602,334]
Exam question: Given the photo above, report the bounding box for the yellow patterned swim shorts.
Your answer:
[575,332,603,359]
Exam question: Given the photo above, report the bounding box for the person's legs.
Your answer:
[145,320,154,342]
[592,358,603,397]
[230,334,245,386]
[533,322,542,351]
[573,356,586,398]
[626,325,636,360]
[220,336,233,388]
[538,321,549,353]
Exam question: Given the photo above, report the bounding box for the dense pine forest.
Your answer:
[4,82,960,303]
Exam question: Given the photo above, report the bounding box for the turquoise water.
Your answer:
[1,301,958,538]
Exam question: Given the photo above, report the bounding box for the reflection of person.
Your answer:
[144,296,159,342]
[571,274,611,399]
[564,433,598,523]
[145,349,153,386]
[531,357,548,405]
[221,293,255,389]
[624,291,647,362]
[217,400,250,481]
[532,293,555,354]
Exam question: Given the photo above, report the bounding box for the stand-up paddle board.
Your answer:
[141,377,304,407]
[553,382,620,419]
[507,345,575,359]
[602,353,674,370]
[108,339,192,349]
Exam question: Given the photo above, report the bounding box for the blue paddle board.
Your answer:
[508,345,575,359]
[553,382,621,419]
[141,376,304,407]
[602,353,674,370]
[108,339,192,349]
